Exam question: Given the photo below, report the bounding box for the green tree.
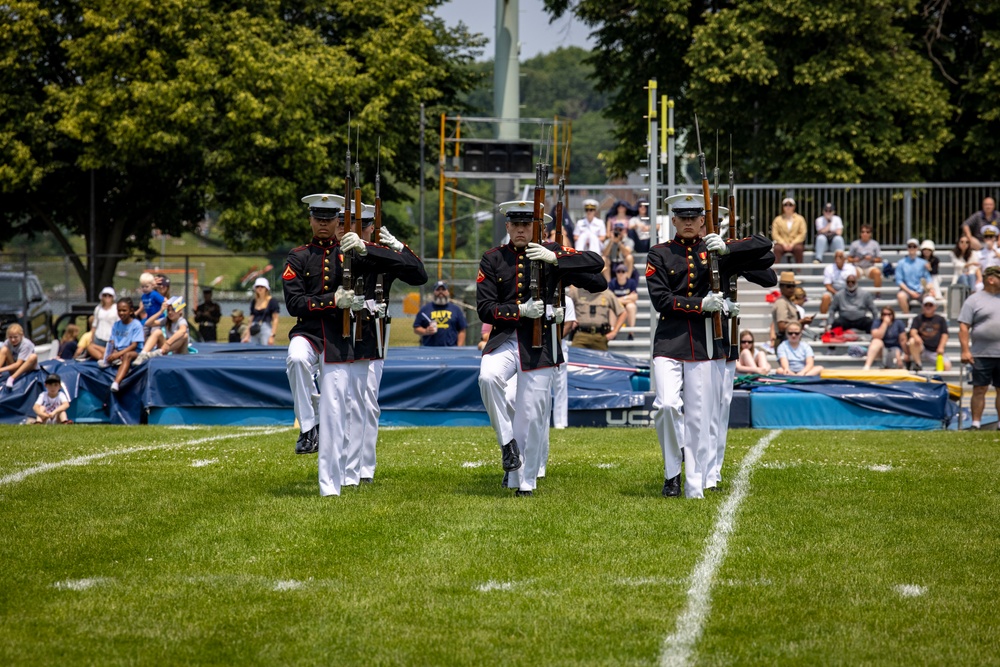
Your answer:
[0,0,482,297]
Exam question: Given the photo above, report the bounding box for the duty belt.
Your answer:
[578,325,608,335]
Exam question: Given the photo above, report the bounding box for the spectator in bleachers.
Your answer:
[602,220,635,280]
[771,197,806,263]
[978,225,1000,272]
[573,199,605,253]
[920,240,942,297]
[736,330,772,375]
[776,322,823,376]
[863,308,907,370]
[771,271,813,347]
[813,202,845,264]
[827,274,878,333]
[846,224,884,292]
[608,263,638,337]
[56,324,80,361]
[819,250,858,314]
[0,324,39,390]
[951,237,982,290]
[606,200,633,239]
[904,295,951,372]
[896,238,934,314]
[961,196,998,251]
[629,200,651,253]
[84,286,120,361]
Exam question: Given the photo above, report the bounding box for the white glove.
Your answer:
[553,307,565,324]
[518,298,544,319]
[724,298,741,318]
[704,233,729,255]
[377,302,387,318]
[378,226,404,252]
[701,292,724,312]
[525,242,558,265]
[340,232,367,255]
[351,295,366,311]
[335,287,355,309]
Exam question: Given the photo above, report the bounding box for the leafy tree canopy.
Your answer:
[0,0,482,295]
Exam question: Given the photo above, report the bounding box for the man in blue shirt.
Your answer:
[414,280,467,346]
[607,263,639,339]
[896,237,933,314]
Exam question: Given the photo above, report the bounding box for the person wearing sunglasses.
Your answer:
[735,330,772,375]
[771,197,806,264]
[904,296,951,372]
[827,274,878,333]
[776,324,823,376]
[862,308,907,370]
[896,237,934,314]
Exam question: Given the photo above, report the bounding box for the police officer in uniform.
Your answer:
[646,193,773,499]
[567,285,627,350]
[478,201,605,496]
[282,193,412,497]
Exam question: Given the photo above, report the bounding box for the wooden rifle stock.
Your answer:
[530,162,545,349]
[699,155,724,340]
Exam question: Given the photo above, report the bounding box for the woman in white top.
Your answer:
[84,286,121,361]
[952,237,983,291]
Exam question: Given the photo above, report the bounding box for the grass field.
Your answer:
[1,426,997,666]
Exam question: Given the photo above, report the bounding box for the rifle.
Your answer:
[529,160,547,349]
[728,138,739,357]
[553,175,567,344]
[374,139,388,358]
[341,122,354,339]
[353,134,364,341]
[694,114,724,342]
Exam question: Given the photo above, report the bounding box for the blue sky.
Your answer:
[434,0,595,61]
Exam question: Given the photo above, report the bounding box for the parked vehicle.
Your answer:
[0,272,54,345]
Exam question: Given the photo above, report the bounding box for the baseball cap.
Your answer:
[231,308,244,317]
[202,285,213,293]
[922,295,936,305]
[985,266,1000,279]
[45,373,61,385]
[613,220,627,229]
[613,263,628,273]
[433,280,449,291]
[920,240,935,251]
[167,296,186,312]
[99,286,116,298]
[823,202,835,211]
[253,277,270,290]
[157,275,171,287]
[906,238,920,247]
[782,197,795,207]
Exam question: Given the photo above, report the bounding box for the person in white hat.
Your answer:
[83,286,121,361]
[895,238,934,314]
[905,295,951,372]
[134,296,189,365]
[246,276,279,345]
[647,193,774,499]
[771,197,807,263]
[979,224,1000,272]
[478,200,606,496]
[282,192,414,497]
[573,198,605,253]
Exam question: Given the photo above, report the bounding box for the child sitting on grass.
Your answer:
[135,297,189,365]
[29,374,70,424]
[100,297,144,393]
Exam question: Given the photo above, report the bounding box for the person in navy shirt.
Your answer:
[607,263,639,338]
[414,280,467,346]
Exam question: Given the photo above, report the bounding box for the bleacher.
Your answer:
[609,246,969,386]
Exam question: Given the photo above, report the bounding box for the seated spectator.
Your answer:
[771,271,813,347]
[863,308,906,370]
[74,328,94,360]
[629,200,651,252]
[736,330,772,375]
[952,236,982,290]
[100,297,144,393]
[896,238,934,313]
[776,323,823,376]
[229,309,249,343]
[84,286,120,361]
[846,224,884,291]
[56,324,80,361]
[135,297,190,365]
[904,295,951,372]
[920,239,941,297]
[573,199,605,253]
[828,274,878,333]
[820,250,858,314]
[771,197,806,263]
[978,224,1000,271]
[813,202,845,263]
[608,263,638,336]
[0,324,39,390]
[961,196,998,250]
[28,373,70,424]
[602,219,635,280]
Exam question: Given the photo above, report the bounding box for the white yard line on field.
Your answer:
[0,428,288,487]
[659,429,782,667]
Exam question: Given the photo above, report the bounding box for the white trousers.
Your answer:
[707,359,735,488]
[479,338,554,492]
[287,336,320,432]
[318,360,369,496]
[360,359,384,479]
[652,356,718,499]
[552,338,570,428]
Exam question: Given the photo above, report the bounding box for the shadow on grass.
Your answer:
[269,479,317,497]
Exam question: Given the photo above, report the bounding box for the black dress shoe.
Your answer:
[662,475,681,497]
[360,477,373,484]
[303,425,319,454]
[707,485,722,493]
[294,429,311,454]
[501,471,509,488]
[515,489,533,497]
[501,439,522,472]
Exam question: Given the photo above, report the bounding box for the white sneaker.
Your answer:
[149,349,164,358]
[97,359,109,369]
[110,381,120,393]
[134,352,149,366]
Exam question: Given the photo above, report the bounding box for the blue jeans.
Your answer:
[814,234,845,263]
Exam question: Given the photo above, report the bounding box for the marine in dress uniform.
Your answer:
[478,201,606,496]
[646,193,773,499]
[282,194,413,497]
